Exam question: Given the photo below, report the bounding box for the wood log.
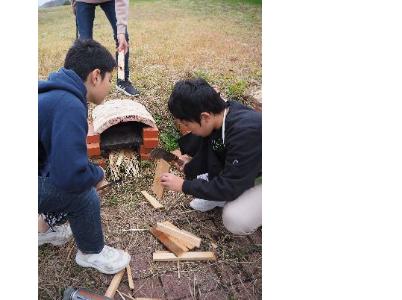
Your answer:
[153,251,216,262]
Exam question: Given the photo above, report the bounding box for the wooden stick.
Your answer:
[105,269,125,298]
[141,191,163,209]
[153,251,216,262]
[116,289,126,300]
[126,265,135,290]
[156,221,201,248]
[151,159,170,199]
[149,227,188,256]
[117,51,125,80]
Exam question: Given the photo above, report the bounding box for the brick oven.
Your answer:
[86,99,159,168]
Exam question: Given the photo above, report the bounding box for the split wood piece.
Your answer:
[153,251,216,262]
[105,269,125,298]
[126,265,134,290]
[141,191,163,209]
[149,226,188,256]
[151,159,170,199]
[156,221,201,248]
[117,51,125,80]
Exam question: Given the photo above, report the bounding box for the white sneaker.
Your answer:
[75,245,131,274]
[38,224,73,246]
[189,198,226,212]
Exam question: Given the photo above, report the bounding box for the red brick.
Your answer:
[87,122,100,144]
[87,143,101,157]
[140,145,153,155]
[143,126,159,139]
[142,137,159,148]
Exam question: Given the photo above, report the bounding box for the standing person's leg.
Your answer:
[100,0,140,96]
[222,184,262,235]
[75,2,96,39]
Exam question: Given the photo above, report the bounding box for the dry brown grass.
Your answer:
[39,1,261,299]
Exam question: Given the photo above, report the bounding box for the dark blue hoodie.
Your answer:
[38,67,103,192]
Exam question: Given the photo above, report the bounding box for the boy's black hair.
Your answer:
[168,78,227,124]
[64,39,116,81]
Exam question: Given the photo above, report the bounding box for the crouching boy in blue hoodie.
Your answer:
[38,39,130,274]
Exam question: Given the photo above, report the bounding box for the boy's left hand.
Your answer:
[160,173,184,192]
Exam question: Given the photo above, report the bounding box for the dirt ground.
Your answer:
[38,1,261,299]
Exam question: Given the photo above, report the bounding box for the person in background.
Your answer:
[72,0,140,96]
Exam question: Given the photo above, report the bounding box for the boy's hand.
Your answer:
[117,34,129,54]
[160,173,184,192]
[174,155,191,172]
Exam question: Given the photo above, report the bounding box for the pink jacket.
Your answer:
[72,0,129,35]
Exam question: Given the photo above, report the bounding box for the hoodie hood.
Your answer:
[38,67,87,107]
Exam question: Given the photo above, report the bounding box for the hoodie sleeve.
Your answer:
[49,100,104,192]
[115,0,129,35]
[182,124,262,202]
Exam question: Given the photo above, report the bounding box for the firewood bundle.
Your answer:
[108,149,140,181]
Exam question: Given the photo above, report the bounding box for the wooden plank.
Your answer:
[105,269,125,298]
[141,191,163,209]
[126,265,134,290]
[149,227,188,256]
[153,251,216,262]
[162,221,201,247]
[151,159,170,199]
[156,221,201,248]
[117,51,125,80]
[157,222,196,250]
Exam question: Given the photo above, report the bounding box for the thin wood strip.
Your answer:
[105,269,125,298]
[153,251,216,262]
[126,265,134,290]
[141,191,163,209]
[117,51,125,80]
[151,159,170,199]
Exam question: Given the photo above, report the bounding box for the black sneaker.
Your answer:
[116,79,140,97]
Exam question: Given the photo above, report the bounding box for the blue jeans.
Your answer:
[38,176,104,254]
[75,0,130,80]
